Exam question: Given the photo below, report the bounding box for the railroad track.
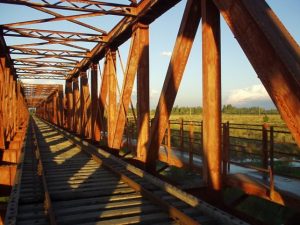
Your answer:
[5,116,248,225]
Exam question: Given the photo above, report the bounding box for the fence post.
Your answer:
[189,122,194,169]
[270,126,274,189]
[222,122,230,177]
[129,122,133,154]
[180,118,184,151]
[125,119,130,155]
[125,120,130,154]
[201,120,203,153]
[269,125,274,196]
[262,123,269,180]
[167,120,171,163]
[227,122,230,173]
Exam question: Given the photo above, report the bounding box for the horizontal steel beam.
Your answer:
[0,0,136,16]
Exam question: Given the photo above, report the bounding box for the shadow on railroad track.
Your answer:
[33,118,161,225]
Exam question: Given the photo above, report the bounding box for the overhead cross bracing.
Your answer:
[21,83,62,108]
[0,0,140,80]
[0,0,180,80]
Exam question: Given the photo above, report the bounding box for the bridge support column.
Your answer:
[98,56,109,142]
[107,50,117,148]
[91,63,100,142]
[136,24,150,162]
[80,71,91,138]
[0,58,6,149]
[52,92,58,125]
[65,80,73,131]
[202,0,222,190]
[58,86,64,128]
[73,77,80,134]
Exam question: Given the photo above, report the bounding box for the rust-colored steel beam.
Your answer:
[65,80,73,131]
[202,0,221,190]
[73,77,80,134]
[80,72,91,138]
[3,27,103,37]
[29,5,107,35]
[6,34,103,43]
[58,87,64,127]
[9,47,88,54]
[18,75,66,80]
[52,92,58,125]
[107,51,117,148]
[98,57,109,139]
[4,11,120,28]
[91,63,100,141]
[145,0,201,172]
[0,0,135,16]
[0,57,6,149]
[21,84,62,108]
[136,24,149,162]
[0,30,17,79]
[17,70,68,75]
[212,0,300,146]
[111,24,147,149]
[1,0,183,82]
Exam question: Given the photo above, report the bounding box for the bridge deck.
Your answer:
[5,117,247,225]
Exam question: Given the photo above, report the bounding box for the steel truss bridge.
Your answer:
[0,0,299,224]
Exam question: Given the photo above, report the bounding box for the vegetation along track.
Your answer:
[5,116,248,225]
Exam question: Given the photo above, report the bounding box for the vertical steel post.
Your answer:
[108,51,117,148]
[167,120,171,163]
[99,56,109,140]
[58,86,64,127]
[80,71,91,138]
[189,122,194,169]
[180,118,184,151]
[53,92,58,125]
[202,0,222,190]
[136,23,150,162]
[222,122,230,177]
[73,77,80,134]
[262,123,269,180]
[65,80,73,131]
[91,63,101,142]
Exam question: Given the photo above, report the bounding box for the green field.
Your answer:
[168,114,285,126]
[132,113,299,178]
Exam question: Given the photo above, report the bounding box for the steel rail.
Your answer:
[4,125,28,225]
[31,119,57,225]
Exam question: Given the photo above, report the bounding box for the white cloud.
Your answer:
[161,51,172,57]
[150,89,159,98]
[129,89,159,108]
[226,84,271,105]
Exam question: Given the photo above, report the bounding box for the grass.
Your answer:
[0,197,9,203]
[168,114,286,125]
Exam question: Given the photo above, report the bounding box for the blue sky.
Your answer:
[0,0,299,109]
